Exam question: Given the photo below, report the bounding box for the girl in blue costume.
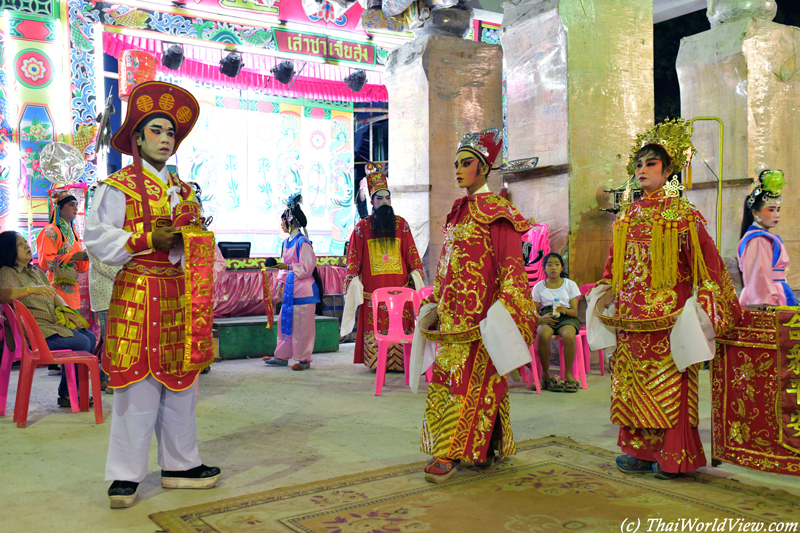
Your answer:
[265,195,321,370]
[738,170,796,307]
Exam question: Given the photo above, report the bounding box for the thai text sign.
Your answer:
[274,29,375,66]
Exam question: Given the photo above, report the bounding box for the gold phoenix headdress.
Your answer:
[612,119,709,294]
[626,118,696,180]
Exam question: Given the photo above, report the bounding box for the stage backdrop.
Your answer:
[126,89,356,256]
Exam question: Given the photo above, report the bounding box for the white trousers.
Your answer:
[105,374,202,482]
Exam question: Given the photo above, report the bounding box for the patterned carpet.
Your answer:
[150,437,800,533]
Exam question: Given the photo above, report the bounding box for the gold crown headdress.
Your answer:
[626,118,696,177]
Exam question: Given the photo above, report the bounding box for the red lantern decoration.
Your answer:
[118,50,158,102]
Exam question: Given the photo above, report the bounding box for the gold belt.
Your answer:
[421,325,481,344]
[596,308,679,332]
[124,262,182,277]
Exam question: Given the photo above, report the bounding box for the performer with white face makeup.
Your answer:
[85,81,219,509]
[737,170,795,307]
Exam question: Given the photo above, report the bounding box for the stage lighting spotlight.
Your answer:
[270,61,295,84]
[161,44,184,70]
[344,70,367,92]
[219,52,244,77]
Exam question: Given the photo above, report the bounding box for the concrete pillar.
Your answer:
[677,2,800,287]
[501,0,654,285]
[384,35,503,279]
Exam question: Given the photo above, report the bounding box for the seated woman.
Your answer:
[532,253,582,392]
[0,231,96,408]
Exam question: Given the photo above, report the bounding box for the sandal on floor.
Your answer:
[542,377,563,392]
[563,380,579,393]
[264,357,288,366]
[291,362,310,371]
[424,457,460,483]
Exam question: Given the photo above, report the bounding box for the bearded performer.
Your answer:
[341,164,424,372]
[36,190,89,310]
[410,129,537,483]
[264,194,320,371]
[588,119,741,480]
[738,170,795,307]
[85,81,219,508]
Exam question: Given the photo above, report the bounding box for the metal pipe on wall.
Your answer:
[687,116,724,250]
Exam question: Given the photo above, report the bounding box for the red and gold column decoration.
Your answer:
[182,227,215,371]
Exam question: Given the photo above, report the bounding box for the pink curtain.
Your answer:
[104,33,388,102]
[214,265,347,318]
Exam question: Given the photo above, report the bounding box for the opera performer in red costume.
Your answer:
[341,164,424,371]
[410,129,537,483]
[36,190,89,310]
[85,82,219,508]
[587,119,741,479]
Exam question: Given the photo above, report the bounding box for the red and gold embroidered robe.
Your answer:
[343,215,423,371]
[600,189,741,472]
[421,193,536,463]
[102,165,212,391]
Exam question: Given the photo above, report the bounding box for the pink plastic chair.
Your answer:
[577,283,604,377]
[0,303,24,416]
[522,346,542,394]
[522,224,551,287]
[418,286,434,300]
[372,287,421,396]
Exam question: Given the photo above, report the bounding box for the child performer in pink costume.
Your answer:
[738,170,796,307]
[264,194,320,370]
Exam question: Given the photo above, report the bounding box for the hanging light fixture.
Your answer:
[219,51,244,77]
[270,61,295,84]
[344,70,367,92]
[161,44,185,70]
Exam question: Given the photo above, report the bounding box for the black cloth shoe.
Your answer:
[57,396,93,408]
[161,464,221,489]
[108,480,139,509]
[48,364,61,376]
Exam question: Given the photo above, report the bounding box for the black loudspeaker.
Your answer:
[220,52,244,78]
[344,70,367,92]
[270,61,294,84]
[161,44,184,70]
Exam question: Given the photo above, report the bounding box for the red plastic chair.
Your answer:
[372,287,420,396]
[0,303,24,416]
[10,300,103,428]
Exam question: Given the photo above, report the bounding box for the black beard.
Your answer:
[371,205,396,243]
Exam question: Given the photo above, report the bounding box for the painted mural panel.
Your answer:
[175,92,354,256]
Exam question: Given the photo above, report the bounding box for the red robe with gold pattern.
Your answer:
[343,215,423,371]
[421,192,536,463]
[102,165,210,391]
[600,189,741,473]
